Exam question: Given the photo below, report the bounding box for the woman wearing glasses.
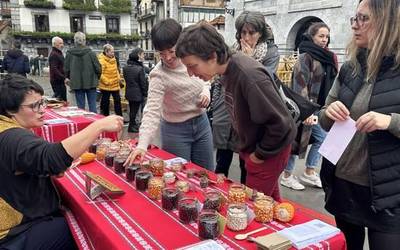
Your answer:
[319,0,400,249]
[125,19,214,171]
[0,74,123,249]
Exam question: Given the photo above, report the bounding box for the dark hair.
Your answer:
[235,11,272,46]
[0,74,44,117]
[129,47,144,62]
[307,22,330,37]
[151,19,182,51]
[13,40,21,50]
[176,23,231,65]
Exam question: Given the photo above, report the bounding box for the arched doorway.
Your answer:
[287,16,324,51]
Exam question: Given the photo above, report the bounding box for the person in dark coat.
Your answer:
[2,41,30,77]
[123,48,148,133]
[49,37,67,101]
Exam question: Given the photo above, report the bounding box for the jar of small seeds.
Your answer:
[148,177,164,200]
[178,197,199,224]
[228,184,246,204]
[161,187,181,211]
[149,158,165,176]
[113,155,126,174]
[198,209,219,240]
[254,196,274,223]
[226,203,248,231]
[135,169,152,191]
[203,190,222,212]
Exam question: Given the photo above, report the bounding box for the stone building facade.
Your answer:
[224,0,359,63]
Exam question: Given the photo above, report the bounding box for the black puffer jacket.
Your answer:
[123,60,148,102]
[2,49,30,77]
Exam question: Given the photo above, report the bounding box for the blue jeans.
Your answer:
[74,88,97,113]
[285,124,327,173]
[160,113,215,171]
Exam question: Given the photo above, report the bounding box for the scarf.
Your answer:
[0,115,21,133]
[298,35,338,106]
[232,41,269,63]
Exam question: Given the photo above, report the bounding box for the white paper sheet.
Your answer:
[318,118,357,165]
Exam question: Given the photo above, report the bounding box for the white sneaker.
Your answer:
[280,175,305,190]
[300,172,322,188]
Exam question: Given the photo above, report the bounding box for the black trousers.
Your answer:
[128,101,141,133]
[335,217,400,250]
[215,148,246,184]
[100,90,122,116]
[0,217,77,250]
[51,81,67,101]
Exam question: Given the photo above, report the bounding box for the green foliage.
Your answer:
[99,0,131,14]
[11,31,141,42]
[63,0,97,11]
[24,0,56,9]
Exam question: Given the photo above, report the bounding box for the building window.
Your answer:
[70,16,84,33]
[106,17,119,33]
[34,14,49,32]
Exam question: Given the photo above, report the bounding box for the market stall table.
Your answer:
[55,144,346,250]
[32,108,118,142]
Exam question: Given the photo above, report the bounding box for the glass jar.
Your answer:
[175,180,189,193]
[135,169,152,191]
[254,196,274,223]
[96,144,107,161]
[163,172,176,184]
[170,159,183,172]
[161,187,181,211]
[228,184,246,204]
[148,177,164,200]
[178,197,199,224]
[149,158,165,176]
[199,176,209,188]
[203,190,222,212]
[113,155,126,174]
[88,139,100,154]
[198,210,219,240]
[125,165,140,182]
[105,150,116,168]
[226,204,248,231]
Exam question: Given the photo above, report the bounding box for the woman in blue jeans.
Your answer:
[280,22,337,190]
[125,19,214,171]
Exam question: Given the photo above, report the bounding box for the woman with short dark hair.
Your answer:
[0,74,123,249]
[212,11,281,184]
[176,23,296,200]
[125,19,214,171]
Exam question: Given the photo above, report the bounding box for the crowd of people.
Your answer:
[0,0,399,249]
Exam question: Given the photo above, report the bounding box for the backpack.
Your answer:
[265,68,320,125]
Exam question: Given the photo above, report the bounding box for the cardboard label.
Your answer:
[85,171,124,200]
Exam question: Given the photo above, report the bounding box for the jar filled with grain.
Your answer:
[226,204,248,231]
[148,177,164,200]
[254,196,274,223]
[228,184,246,204]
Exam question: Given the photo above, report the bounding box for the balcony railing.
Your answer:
[137,7,155,18]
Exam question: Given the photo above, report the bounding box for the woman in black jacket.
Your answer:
[123,48,148,133]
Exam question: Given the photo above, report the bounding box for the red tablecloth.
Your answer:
[32,108,117,142]
[55,146,346,250]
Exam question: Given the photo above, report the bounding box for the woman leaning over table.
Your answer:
[319,0,400,249]
[0,74,123,249]
[212,11,280,184]
[175,23,296,201]
[125,19,214,171]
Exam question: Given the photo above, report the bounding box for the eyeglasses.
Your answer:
[350,14,370,27]
[21,98,48,112]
